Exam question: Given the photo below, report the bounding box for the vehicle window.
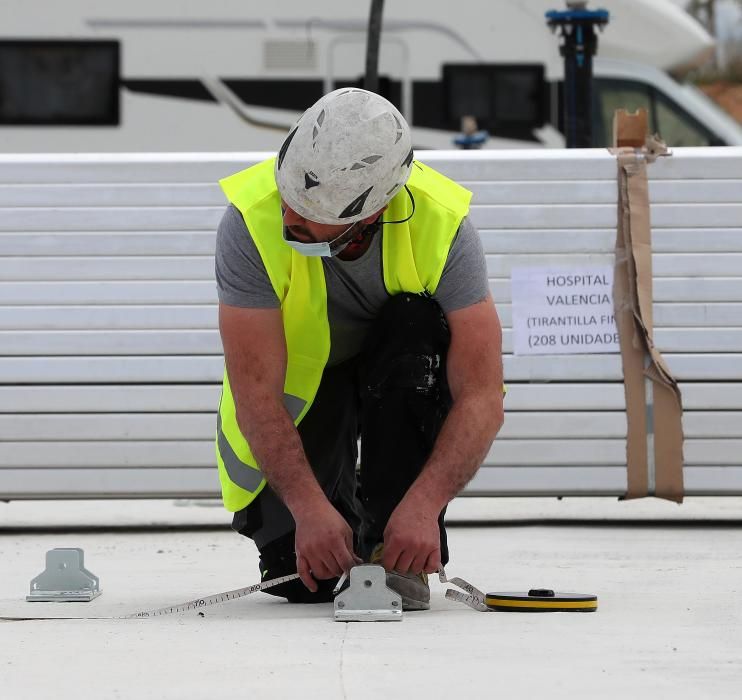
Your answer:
[0,40,119,125]
[593,79,653,146]
[593,78,717,147]
[437,64,546,141]
[654,93,714,147]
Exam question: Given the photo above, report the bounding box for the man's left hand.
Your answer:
[382,498,441,575]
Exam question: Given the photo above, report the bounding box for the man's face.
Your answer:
[281,201,355,244]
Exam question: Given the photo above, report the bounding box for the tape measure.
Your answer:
[485,589,598,612]
[439,571,597,613]
[3,567,596,620]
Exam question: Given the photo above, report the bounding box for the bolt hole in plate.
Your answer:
[333,564,403,622]
[484,590,598,612]
[26,548,102,603]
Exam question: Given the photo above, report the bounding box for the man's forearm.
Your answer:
[404,391,503,512]
[235,399,328,519]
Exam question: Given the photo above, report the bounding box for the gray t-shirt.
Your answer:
[215,205,489,366]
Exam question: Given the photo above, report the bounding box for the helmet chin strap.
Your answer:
[380,186,416,227]
[349,185,417,244]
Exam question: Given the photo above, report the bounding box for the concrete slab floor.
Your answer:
[1,498,741,699]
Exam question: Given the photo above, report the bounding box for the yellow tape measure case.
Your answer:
[484,588,598,612]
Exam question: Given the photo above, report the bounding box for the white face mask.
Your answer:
[282,221,357,258]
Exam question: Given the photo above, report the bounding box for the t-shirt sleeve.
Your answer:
[433,215,489,313]
[214,204,280,308]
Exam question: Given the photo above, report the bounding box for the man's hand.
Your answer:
[382,497,442,575]
[294,502,360,592]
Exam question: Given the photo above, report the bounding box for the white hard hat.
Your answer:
[274,88,414,225]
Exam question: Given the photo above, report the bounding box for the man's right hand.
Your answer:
[294,502,360,592]
[219,304,360,593]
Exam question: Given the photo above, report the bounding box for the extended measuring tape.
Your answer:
[1,572,301,621]
[2,568,596,621]
[122,572,303,618]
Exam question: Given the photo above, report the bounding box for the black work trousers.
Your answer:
[232,293,453,602]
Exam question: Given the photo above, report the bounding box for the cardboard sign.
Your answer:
[511,266,620,355]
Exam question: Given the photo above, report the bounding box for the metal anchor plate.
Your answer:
[334,564,402,622]
[27,548,102,602]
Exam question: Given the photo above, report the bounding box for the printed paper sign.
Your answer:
[511,266,620,355]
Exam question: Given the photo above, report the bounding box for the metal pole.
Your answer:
[365,0,385,93]
[562,17,599,148]
[547,2,609,148]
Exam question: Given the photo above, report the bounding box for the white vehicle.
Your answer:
[1,0,741,152]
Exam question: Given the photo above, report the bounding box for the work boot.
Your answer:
[258,535,338,604]
[370,544,430,611]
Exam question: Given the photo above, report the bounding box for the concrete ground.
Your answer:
[1,497,741,699]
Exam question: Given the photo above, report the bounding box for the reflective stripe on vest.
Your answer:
[216,157,471,512]
[216,413,263,493]
[215,393,306,494]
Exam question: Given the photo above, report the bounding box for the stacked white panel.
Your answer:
[1,148,740,498]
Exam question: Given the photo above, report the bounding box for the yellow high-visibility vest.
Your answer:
[216,157,471,512]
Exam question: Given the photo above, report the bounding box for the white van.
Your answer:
[1,0,741,152]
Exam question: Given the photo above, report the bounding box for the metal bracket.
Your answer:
[334,564,402,622]
[27,548,102,602]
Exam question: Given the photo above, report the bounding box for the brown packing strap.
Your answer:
[611,110,685,503]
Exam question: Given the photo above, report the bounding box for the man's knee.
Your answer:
[370,292,450,348]
[362,293,451,399]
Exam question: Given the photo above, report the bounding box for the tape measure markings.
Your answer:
[1,572,301,621]
[438,568,489,612]
[124,573,300,618]
[3,567,598,619]
[444,588,489,612]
